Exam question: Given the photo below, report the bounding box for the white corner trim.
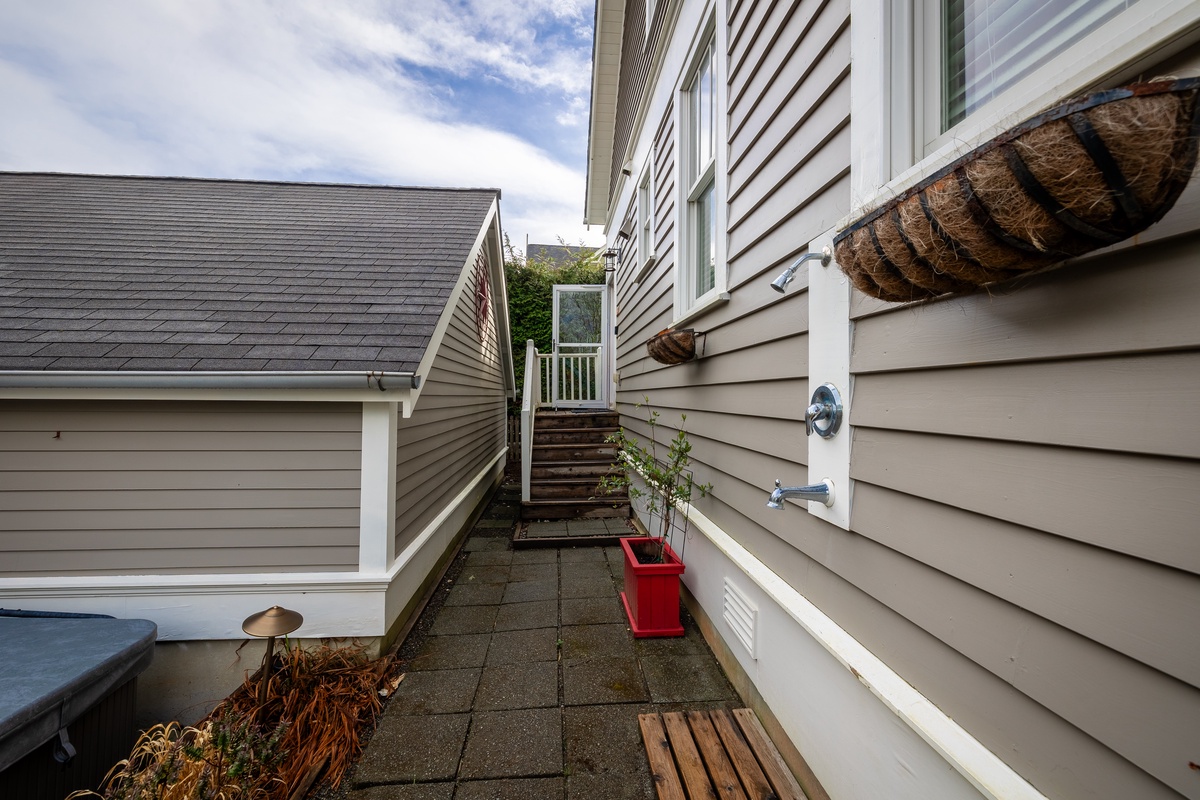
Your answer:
[360,402,399,574]
[678,500,1048,800]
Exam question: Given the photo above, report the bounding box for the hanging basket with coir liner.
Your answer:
[832,77,1200,303]
[646,328,704,365]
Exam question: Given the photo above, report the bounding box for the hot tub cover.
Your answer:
[0,615,156,773]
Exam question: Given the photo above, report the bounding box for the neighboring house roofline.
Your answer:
[584,0,627,226]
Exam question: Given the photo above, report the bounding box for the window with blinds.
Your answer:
[941,0,1139,131]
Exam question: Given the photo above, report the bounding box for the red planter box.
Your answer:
[620,537,685,637]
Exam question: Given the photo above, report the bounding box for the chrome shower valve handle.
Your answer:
[805,383,843,438]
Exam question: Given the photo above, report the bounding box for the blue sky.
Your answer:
[0,0,603,252]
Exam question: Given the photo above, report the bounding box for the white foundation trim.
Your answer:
[675,500,1047,800]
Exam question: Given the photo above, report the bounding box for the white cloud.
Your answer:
[0,0,604,246]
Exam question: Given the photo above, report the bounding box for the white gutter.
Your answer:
[0,370,421,391]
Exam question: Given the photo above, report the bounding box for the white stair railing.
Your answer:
[521,340,542,502]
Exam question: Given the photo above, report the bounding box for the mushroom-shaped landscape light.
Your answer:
[242,605,303,708]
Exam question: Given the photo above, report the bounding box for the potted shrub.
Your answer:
[599,399,711,637]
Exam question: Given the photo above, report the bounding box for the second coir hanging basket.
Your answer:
[646,328,701,365]
[833,77,1200,303]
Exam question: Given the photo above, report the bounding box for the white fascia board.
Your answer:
[411,197,501,413]
[0,372,417,413]
[585,0,628,226]
[484,207,517,397]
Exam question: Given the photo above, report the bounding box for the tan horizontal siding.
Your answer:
[0,401,361,576]
[394,252,507,556]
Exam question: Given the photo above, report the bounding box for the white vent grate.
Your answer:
[723,577,758,659]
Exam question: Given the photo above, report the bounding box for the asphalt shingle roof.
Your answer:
[0,172,499,373]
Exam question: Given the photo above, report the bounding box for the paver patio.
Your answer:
[346,484,743,799]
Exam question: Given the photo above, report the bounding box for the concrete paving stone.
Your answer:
[349,785,454,800]
[494,600,558,632]
[502,579,558,604]
[511,549,558,565]
[562,656,648,706]
[640,654,737,704]
[565,774,655,800]
[474,661,559,711]
[388,668,481,715]
[564,705,654,779]
[454,777,564,800]
[604,546,625,566]
[353,713,468,785]
[561,596,626,626]
[560,623,633,661]
[559,574,618,599]
[558,546,606,563]
[526,522,569,539]
[459,565,511,585]
[444,582,505,607]
[458,708,563,779]
[487,627,559,665]
[603,518,634,535]
[509,562,556,582]
[464,538,510,552]
[631,628,709,659]
[466,550,514,567]
[474,519,514,529]
[488,502,520,519]
[566,519,608,536]
[560,561,611,582]
[429,606,498,636]
[409,634,492,671]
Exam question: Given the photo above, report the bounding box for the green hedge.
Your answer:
[504,239,605,406]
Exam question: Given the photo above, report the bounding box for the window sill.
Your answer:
[671,291,730,328]
[632,253,657,285]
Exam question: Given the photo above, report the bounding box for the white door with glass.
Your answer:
[552,285,607,408]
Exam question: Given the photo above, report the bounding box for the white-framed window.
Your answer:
[856,0,1200,204]
[637,151,657,274]
[676,25,726,319]
[918,0,1141,155]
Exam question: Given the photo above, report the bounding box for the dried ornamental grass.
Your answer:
[833,78,1200,302]
[70,643,390,800]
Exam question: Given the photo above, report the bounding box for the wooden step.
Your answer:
[531,443,614,462]
[535,410,619,429]
[529,478,627,500]
[530,460,620,480]
[521,498,631,520]
[534,427,619,445]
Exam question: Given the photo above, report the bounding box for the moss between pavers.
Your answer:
[640,653,739,704]
[562,656,649,706]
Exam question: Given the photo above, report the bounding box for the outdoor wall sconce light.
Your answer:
[603,248,620,272]
[770,246,832,293]
[242,605,303,708]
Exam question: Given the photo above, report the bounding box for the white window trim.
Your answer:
[673,10,730,325]
[636,150,658,279]
[848,0,1200,219]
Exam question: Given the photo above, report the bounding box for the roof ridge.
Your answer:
[0,170,501,197]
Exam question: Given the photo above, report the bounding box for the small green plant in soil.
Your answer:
[598,397,712,562]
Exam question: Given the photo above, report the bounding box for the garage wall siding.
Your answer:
[0,401,362,576]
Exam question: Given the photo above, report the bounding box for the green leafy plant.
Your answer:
[598,397,712,562]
